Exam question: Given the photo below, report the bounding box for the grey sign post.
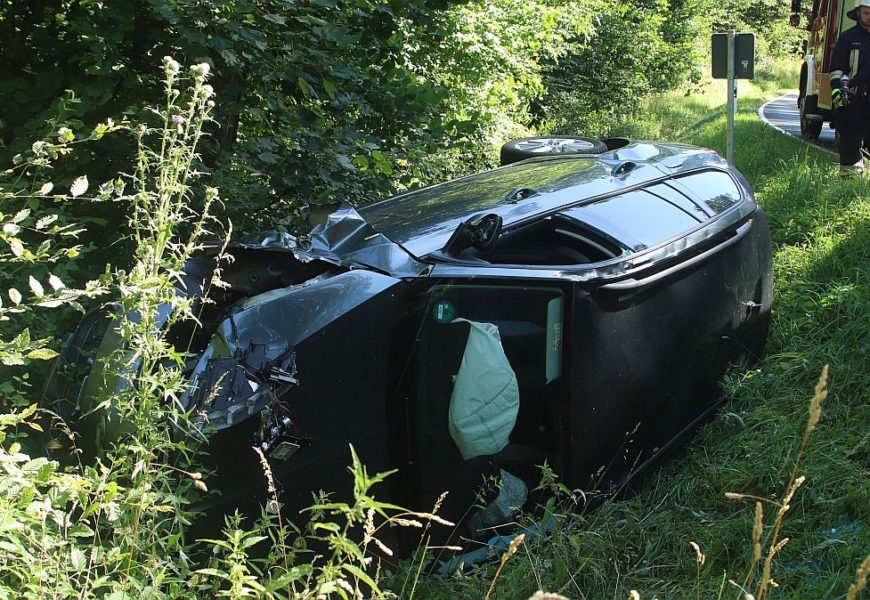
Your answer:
[712,32,755,164]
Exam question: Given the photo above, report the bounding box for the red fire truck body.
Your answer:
[793,0,855,138]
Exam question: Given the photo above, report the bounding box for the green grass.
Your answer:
[406,61,870,599]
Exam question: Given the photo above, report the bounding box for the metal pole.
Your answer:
[726,30,736,164]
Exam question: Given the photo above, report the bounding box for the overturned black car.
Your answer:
[45,137,773,548]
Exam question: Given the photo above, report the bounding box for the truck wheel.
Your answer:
[798,64,807,108]
[800,95,823,139]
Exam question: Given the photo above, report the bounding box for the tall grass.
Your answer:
[408,58,869,599]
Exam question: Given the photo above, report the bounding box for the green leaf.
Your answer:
[26,348,58,360]
[48,274,65,291]
[69,548,87,571]
[336,154,355,170]
[36,298,64,308]
[11,209,30,224]
[195,568,229,579]
[323,78,337,100]
[69,176,88,198]
[342,564,379,593]
[8,288,22,305]
[297,76,313,99]
[265,565,314,590]
[68,523,95,538]
[35,214,58,230]
[241,535,268,549]
[263,13,287,25]
[28,276,44,297]
[221,49,240,67]
[9,240,25,257]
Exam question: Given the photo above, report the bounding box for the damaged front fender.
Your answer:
[183,269,407,431]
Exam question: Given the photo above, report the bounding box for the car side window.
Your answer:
[668,171,742,215]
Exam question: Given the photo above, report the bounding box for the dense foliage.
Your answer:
[0,0,593,231]
[2,0,798,230]
[540,0,703,136]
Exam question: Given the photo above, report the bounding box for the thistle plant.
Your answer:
[90,57,223,589]
[0,57,224,597]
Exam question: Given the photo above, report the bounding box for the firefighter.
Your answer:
[831,0,870,174]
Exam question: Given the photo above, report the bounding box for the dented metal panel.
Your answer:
[307,204,430,277]
[183,269,405,429]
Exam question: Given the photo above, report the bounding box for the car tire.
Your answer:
[799,95,823,139]
[500,136,608,165]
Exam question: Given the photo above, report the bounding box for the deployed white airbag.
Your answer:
[448,319,519,460]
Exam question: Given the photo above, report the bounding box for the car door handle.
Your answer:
[598,219,754,293]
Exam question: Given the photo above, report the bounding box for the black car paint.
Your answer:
[44,140,773,548]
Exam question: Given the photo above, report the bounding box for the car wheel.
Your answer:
[500,136,608,165]
[799,95,823,139]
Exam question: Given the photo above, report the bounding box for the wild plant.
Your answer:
[725,365,831,600]
[191,444,456,598]
[0,94,117,377]
[0,56,221,597]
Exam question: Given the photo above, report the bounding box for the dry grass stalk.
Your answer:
[412,511,454,527]
[528,592,571,600]
[485,534,526,600]
[253,445,291,569]
[747,500,763,585]
[728,366,829,600]
[253,446,276,496]
[689,541,706,566]
[390,518,423,528]
[846,553,870,600]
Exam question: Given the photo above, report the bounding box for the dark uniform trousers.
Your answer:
[837,88,870,166]
[831,23,870,166]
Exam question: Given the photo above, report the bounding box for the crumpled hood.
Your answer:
[233,205,429,278]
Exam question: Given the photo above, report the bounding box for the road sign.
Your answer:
[712,33,755,79]
[712,32,756,164]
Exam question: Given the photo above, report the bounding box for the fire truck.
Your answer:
[790,0,858,138]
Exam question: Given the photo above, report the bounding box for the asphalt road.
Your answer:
[757,92,837,155]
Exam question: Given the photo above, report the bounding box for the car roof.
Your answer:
[358,141,736,258]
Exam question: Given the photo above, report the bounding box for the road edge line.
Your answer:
[756,94,837,157]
